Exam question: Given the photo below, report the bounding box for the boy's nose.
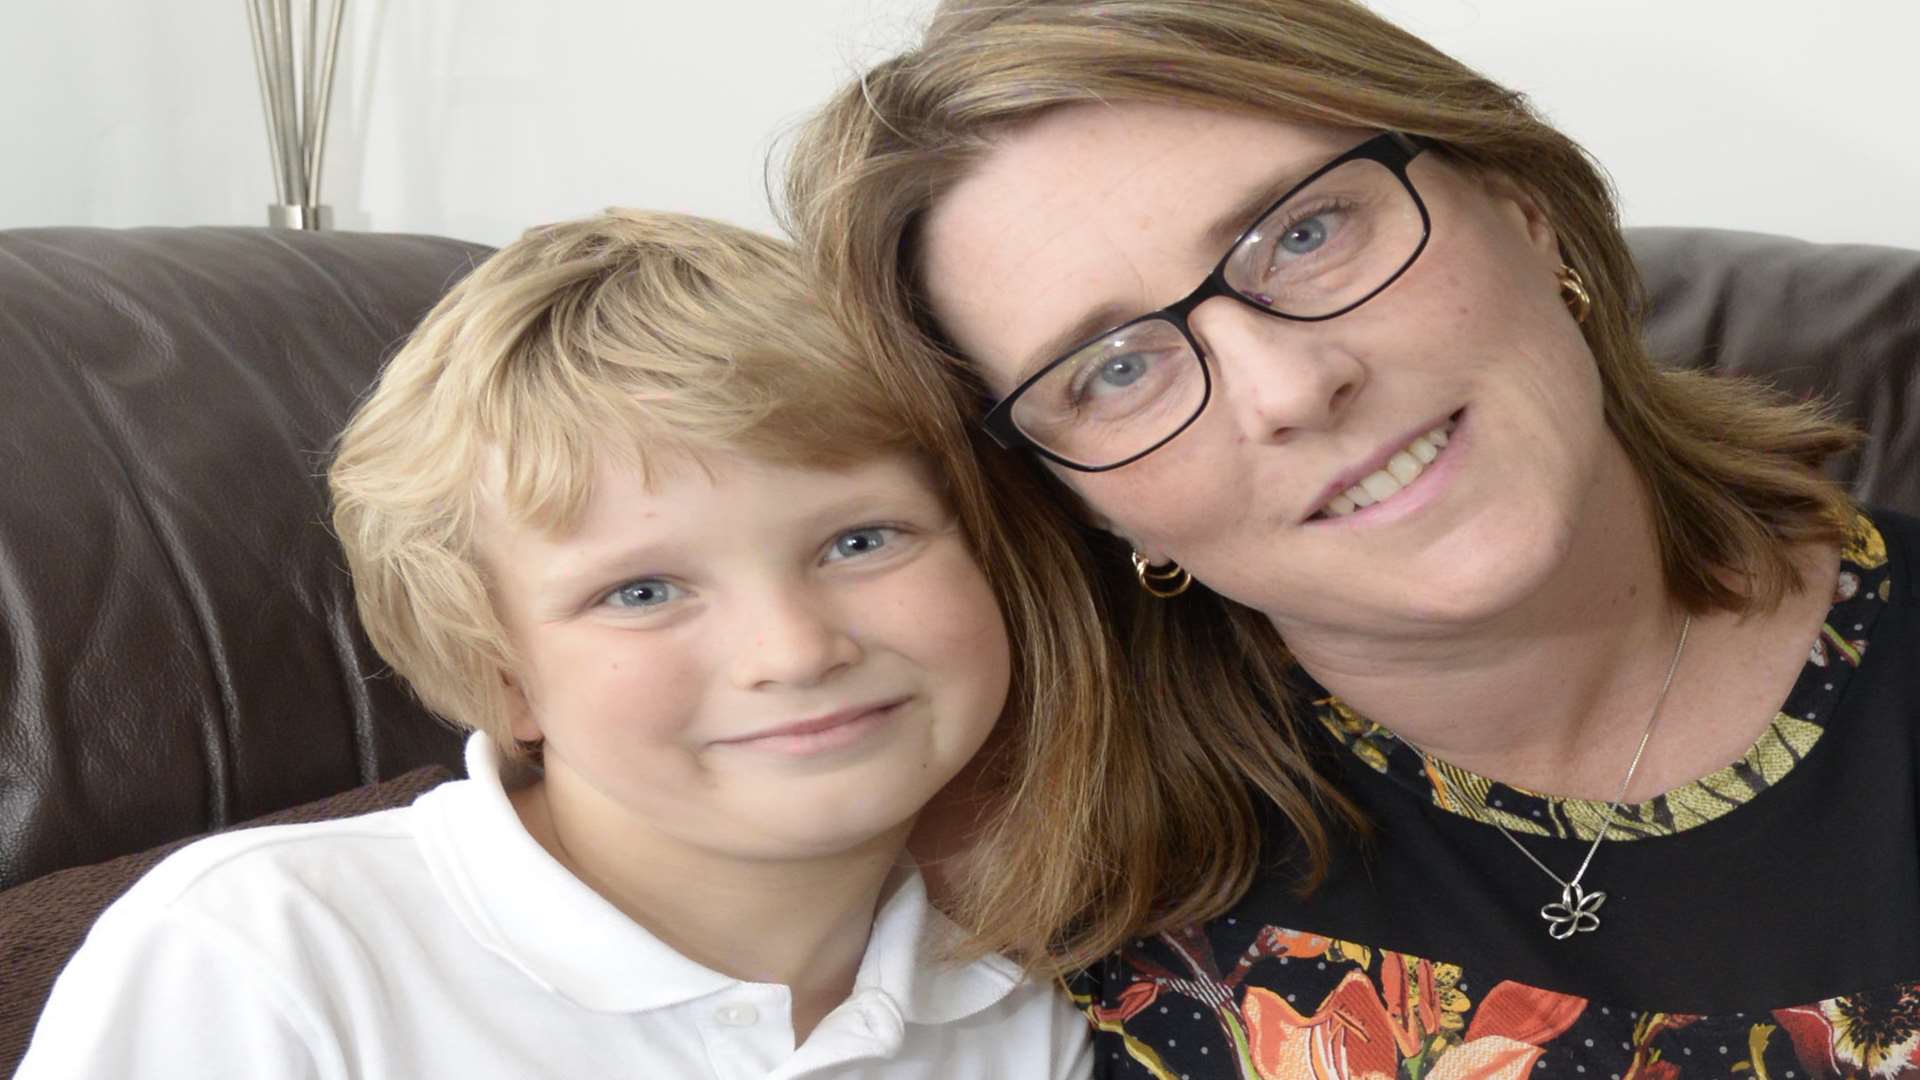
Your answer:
[730,590,863,690]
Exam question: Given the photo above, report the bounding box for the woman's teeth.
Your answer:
[1320,421,1454,517]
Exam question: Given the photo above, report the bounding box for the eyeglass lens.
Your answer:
[1009,153,1426,469]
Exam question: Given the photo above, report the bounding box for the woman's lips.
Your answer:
[1306,409,1462,522]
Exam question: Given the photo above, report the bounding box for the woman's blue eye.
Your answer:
[606,579,678,609]
[828,527,893,561]
[1279,215,1329,254]
[1067,351,1153,408]
[1096,353,1149,390]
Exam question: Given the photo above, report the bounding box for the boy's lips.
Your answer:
[713,698,909,748]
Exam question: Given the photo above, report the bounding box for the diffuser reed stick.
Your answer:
[245,0,347,229]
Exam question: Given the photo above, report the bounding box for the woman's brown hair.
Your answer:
[781,0,1858,974]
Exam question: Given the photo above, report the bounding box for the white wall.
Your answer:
[1370,0,1920,250]
[5,1,1916,250]
[1,0,935,243]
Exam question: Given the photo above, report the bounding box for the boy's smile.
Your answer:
[480,450,1011,863]
[706,696,910,756]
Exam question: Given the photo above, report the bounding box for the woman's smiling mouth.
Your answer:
[1307,410,1463,522]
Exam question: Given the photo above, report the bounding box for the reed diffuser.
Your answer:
[245,0,347,229]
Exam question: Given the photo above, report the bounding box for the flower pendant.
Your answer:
[1541,881,1605,939]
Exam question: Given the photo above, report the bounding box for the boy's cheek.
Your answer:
[527,635,708,737]
[905,546,1012,654]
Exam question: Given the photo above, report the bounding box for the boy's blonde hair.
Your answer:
[331,210,1130,974]
[330,210,925,752]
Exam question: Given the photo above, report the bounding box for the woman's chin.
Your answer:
[1403,509,1578,621]
[1257,510,1580,635]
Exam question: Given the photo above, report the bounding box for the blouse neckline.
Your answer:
[1309,511,1893,841]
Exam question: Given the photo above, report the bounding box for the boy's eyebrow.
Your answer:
[536,541,676,597]
[796,476,952,526]
[532,480,947,596]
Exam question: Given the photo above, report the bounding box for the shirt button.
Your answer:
[714,1003,759,1027]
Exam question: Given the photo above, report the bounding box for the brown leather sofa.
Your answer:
[0,227,487,1070]
[0,224,1916,1072]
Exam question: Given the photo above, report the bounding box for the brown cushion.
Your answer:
[1631,227,1920,516]
[0,227,486,892]
[0,764,456,1077]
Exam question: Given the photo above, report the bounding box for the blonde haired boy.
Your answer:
[19,211,1091,1079]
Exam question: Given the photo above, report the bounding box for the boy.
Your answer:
[18,211,1092,1078]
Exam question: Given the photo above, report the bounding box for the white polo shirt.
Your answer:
[18,735,1092,1079]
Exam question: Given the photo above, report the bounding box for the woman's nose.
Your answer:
[729,587,863,690]
[1189,297,1365,442]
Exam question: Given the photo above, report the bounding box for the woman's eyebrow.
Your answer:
[1016,301,1137,385]
[1011,158,1330,384]
[1197,160,1322,253]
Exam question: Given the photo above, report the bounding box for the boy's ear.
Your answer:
[503,672,543,744]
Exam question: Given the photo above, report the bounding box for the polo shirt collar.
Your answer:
[419,733,1027,1024]
[418,734,737,1013]
[855,866,1026,1026]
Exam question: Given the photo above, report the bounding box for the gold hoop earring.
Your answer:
[1130,551,1192,598]
[1557,264,1592,324]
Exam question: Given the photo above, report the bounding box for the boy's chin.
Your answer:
[749,799,927,861]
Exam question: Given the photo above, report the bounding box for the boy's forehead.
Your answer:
[475,439,940,541]
[473,438,696,529]
[468,441,955,610]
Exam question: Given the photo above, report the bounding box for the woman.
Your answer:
[782,1,1920,1078]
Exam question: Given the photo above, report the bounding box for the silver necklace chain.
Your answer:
[1395,614,1691,940]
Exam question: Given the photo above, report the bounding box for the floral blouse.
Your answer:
[1067,510,1920,1079]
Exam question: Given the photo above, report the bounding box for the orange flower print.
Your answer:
[1226,926,1373,987]
[1774,984,1920,1078]
[1380,953,1473,1052]
[1464,981,1588,1046]
[1260,927,1336,960]
[1092,980,1162,1024]
[1245,972,1401,1080]
[1244,960,1586,1080]
[1422,1039,1560,1080]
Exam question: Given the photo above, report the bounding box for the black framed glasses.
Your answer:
[981,131,1433,472]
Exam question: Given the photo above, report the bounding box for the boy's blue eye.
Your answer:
[606,579,679,609]
[827,527,894,561]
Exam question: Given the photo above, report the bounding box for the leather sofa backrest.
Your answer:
[0,225,1915,893]
[1631,227,1920,513]
[0,227,487,891]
